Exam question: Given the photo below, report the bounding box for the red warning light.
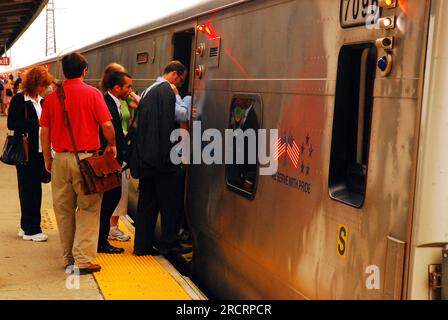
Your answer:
[196,22,218,40]
[379,0,397,8]
[205,26,212,36]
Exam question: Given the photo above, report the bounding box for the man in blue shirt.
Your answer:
[141,72,190,123]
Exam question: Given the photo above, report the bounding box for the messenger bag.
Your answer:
[56,84,122,195]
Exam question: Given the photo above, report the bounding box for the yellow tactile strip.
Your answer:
[41,209,57,231]
[93,223,191,300]
[42,208,190,300]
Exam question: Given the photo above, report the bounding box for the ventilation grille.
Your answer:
[210,47,219,58]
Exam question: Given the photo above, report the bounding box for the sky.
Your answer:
[1,0,207,72]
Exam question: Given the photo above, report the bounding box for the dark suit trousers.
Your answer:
[98,186,122,247]
[134,169,183,254]
[16,153,44,235]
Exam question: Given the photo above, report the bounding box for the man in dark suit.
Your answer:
[98,71,133,254]
[133,61,192,256]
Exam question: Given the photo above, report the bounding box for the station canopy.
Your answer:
[0,0,49,57]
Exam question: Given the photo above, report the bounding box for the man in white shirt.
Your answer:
[98,70,133,254]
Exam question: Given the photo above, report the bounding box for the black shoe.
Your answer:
[179,230,192,244]
[78,263,102,275]
[160,243,192,255]
[134,246,160,256]
[98,244,124,254]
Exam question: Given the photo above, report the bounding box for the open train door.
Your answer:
[173,28,195,99]
[171,27,197,273]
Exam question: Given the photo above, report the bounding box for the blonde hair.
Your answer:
[21,66,53,97]
[100,63,127,92]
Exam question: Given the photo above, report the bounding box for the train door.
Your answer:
[172,28,196,267]
[173,29,195,98]
[333,0,431,300]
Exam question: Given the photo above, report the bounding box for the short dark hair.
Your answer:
[62,52,88,79]
[163,61,186,76]
[106,71,132,90]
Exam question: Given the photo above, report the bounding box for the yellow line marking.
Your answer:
[93,222,191,300]
[43,206,191,300]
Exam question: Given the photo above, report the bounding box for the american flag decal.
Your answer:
[274,133,287,160]
[287,133,301,168]
[274,132,301,168]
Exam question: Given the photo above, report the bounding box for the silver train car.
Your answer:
[3,0,448,300]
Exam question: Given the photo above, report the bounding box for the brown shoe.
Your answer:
[78,263,102,275]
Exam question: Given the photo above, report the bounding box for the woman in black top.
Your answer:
[7,66,53,242]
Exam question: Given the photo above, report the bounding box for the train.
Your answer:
[2,0,448,300]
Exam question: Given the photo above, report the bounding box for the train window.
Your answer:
[329,43,377,208]
[226,94,262,200]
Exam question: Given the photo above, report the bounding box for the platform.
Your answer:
[0,117,203,300]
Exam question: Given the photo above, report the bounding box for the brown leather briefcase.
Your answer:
[79,153,122,195]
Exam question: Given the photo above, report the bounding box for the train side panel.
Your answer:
[188,0,430,299]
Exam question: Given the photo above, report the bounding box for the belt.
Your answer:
[62,150,97,154]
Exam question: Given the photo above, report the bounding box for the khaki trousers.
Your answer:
[52,152,102,269]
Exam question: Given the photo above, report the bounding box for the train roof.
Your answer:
[76,0,251,53]
[2,0,251,73]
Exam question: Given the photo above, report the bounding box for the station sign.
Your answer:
[0,57,11,66]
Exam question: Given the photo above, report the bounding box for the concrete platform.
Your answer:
[0,117,103,300]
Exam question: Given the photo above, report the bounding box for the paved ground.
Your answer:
[0,117,103,300]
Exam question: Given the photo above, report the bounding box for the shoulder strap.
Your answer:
[55,83,81,164]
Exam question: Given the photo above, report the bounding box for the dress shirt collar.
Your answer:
[107,91,121,115]
[24,94,43,105]
[156,76,168,84]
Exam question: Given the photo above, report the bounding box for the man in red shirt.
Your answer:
[41,52,117,274]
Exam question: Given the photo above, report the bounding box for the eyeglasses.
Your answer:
[177,72,185,82]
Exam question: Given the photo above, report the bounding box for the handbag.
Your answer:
[0,133,29,166]
[56,85,122,195]
[1,104,29,166]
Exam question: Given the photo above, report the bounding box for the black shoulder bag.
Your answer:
[1,103,29,166]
